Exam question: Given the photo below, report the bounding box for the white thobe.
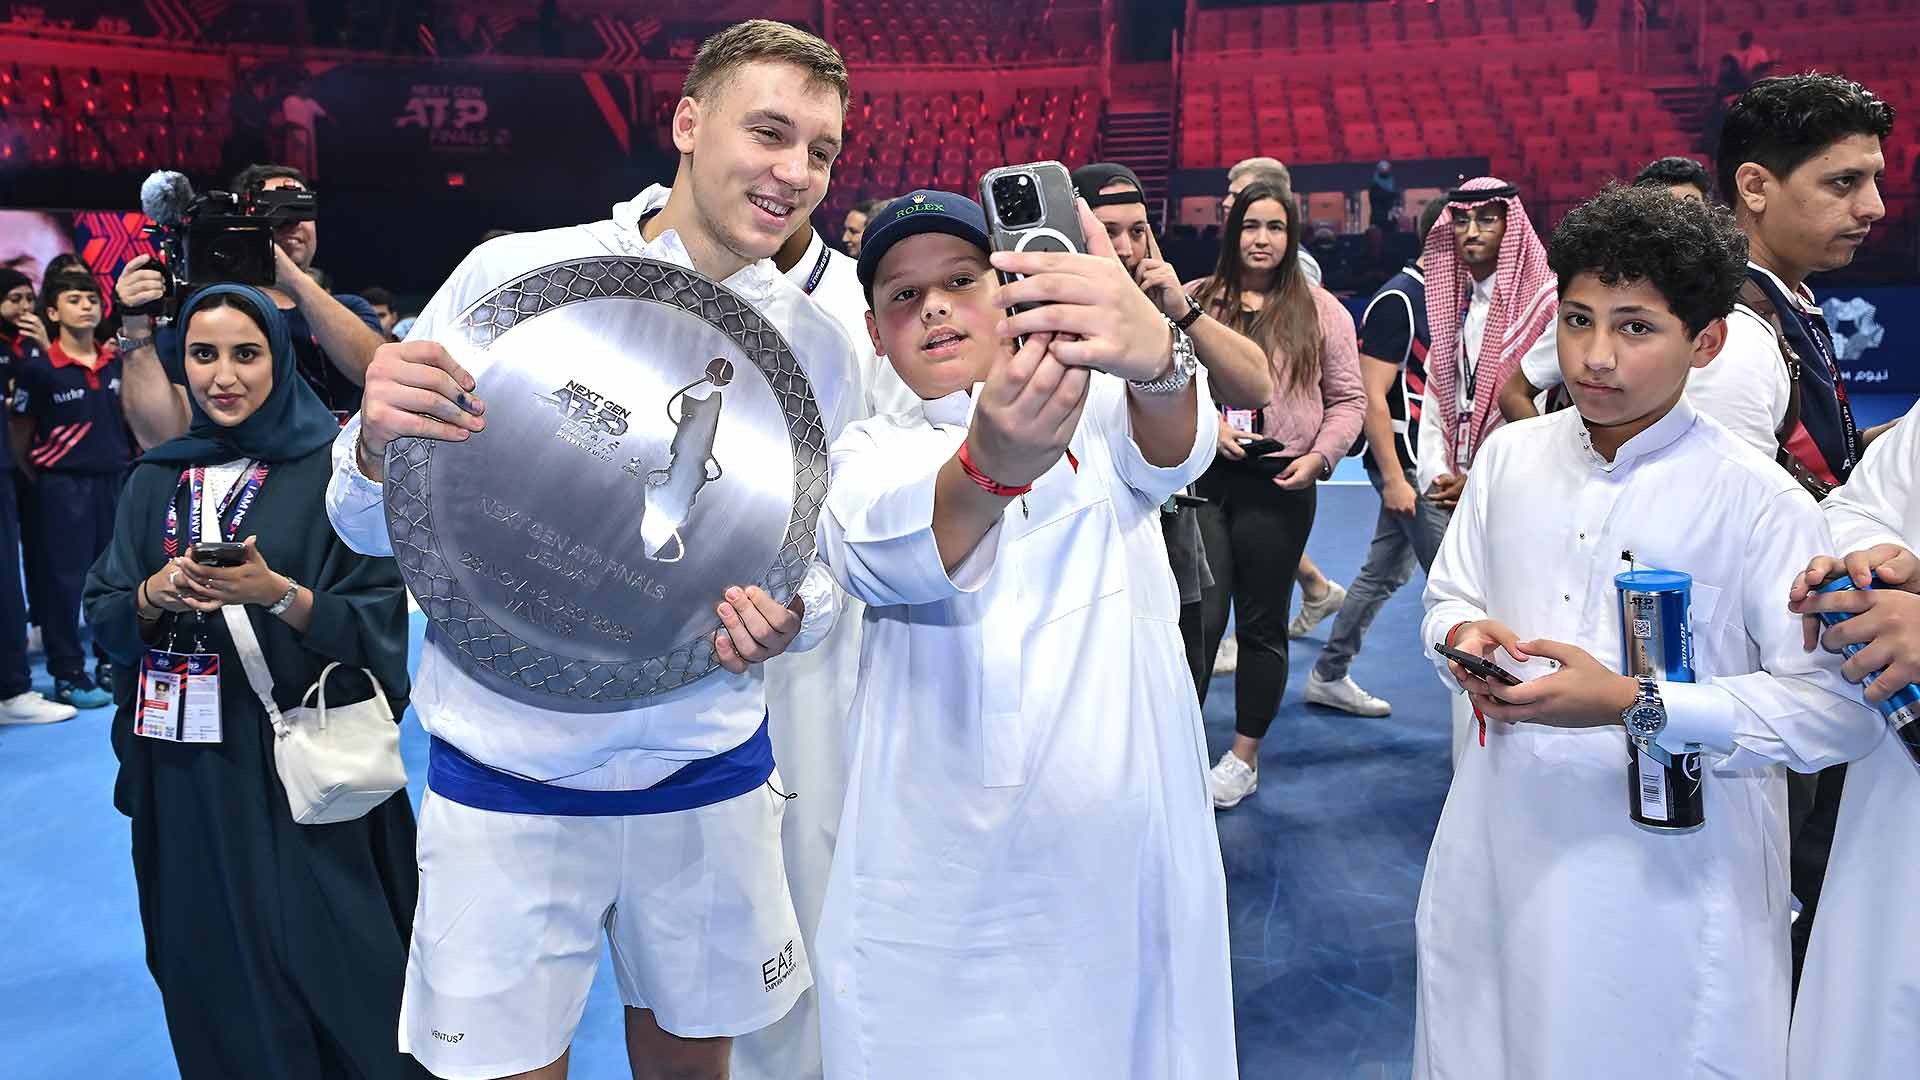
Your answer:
[1416,400,1882,1079]
[736,229,913,1080]
[1416,275,1554,765]
[1789,403,1918,1080]
[812,371,1238,1079]
[324,183,854,783]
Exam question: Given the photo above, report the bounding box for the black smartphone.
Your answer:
[1433,642,1524,687]
[1236,437,1286,458]
[191,541,248,567]
[979,161,1088,347]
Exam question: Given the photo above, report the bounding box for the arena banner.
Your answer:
[1819,286,1918,394]
[1338,285,1920,395]
[302,63,642,187]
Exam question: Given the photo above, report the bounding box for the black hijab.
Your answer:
[140,284,341,467]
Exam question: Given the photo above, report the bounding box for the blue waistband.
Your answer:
[427,718,775,817]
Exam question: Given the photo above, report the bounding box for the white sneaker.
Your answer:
[1213,634,1239,676]
[1305,672,1392,717]
[0,691,77,725]
[1209,751,1258,809]
[1288,580,1348,638]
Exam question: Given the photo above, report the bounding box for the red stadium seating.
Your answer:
[0,60,227,173]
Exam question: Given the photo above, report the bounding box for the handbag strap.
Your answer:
[298,661,395,731]
[220,603,287,736]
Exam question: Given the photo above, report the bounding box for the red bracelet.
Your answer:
[957,441,1033,498]
[1446,621,1471,647]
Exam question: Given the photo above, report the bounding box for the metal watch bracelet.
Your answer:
[1129,323,1197,395]
[268,577,300,616]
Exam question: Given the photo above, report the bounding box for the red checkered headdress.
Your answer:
[1422,177,1558,471]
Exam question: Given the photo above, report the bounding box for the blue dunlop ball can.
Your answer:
[1615,569,1707,832]
[1814,576,1920,769]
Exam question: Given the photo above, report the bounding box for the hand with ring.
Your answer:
[144,557,223,615]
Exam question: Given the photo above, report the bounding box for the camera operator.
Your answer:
[113,164,387,449]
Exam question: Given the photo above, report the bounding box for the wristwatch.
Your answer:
[1622,674,1667,740]
[268,576,300,617]
[1130,322,1198,395]
[1174,294,1205,332]
[113,331,154,355]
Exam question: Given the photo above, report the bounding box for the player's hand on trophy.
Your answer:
[713,586,804,673]
[988,199,1174,381]
[356,340,486,481]
[966,332,1091,488]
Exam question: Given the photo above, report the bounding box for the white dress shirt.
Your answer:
[324,184,855,784]
[1415,399,1881,1079]
[1790,401,1917,1080]
[811,372,1238,1079]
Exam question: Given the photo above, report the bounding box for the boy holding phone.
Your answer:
[1415,185,1881,1077]
[812,189,1234,1077]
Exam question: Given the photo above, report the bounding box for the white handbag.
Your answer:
[222,603,407,825]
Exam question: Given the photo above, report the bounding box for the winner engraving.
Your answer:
[459,551,636,644]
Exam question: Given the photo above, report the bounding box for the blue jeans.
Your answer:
[1311,466,1451,683]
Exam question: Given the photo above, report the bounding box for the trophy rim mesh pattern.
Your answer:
[384,256,828,711]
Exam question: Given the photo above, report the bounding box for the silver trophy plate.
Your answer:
[383,257,827,711]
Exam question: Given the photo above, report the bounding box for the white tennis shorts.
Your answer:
[398,771,809,1080]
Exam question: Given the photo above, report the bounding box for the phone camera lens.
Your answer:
[993,173,1043,229]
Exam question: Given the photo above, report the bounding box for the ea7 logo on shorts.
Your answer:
[432,1029,464,1044]
[762,939,798,993]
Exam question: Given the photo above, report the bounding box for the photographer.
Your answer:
[114,165,387,448]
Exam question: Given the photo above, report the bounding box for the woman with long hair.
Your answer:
[84,285,424,1078]
[1188,181,1366,810]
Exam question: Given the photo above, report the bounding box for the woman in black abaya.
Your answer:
[84,284,423,1079]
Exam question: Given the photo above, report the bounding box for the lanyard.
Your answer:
[1764,274,1860,473]
[800,243,832,296]
[1800,307,1859,473]
[1457,301,1482,400]
[162,462,269,557]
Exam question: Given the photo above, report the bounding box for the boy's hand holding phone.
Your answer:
[988,200,1173,381]
[1445,621,1636,730]
[1441,619,1528,696]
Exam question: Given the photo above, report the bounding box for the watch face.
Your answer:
[1627,705,1663,737]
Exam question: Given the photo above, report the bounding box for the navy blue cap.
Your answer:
[855,189,991,294]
